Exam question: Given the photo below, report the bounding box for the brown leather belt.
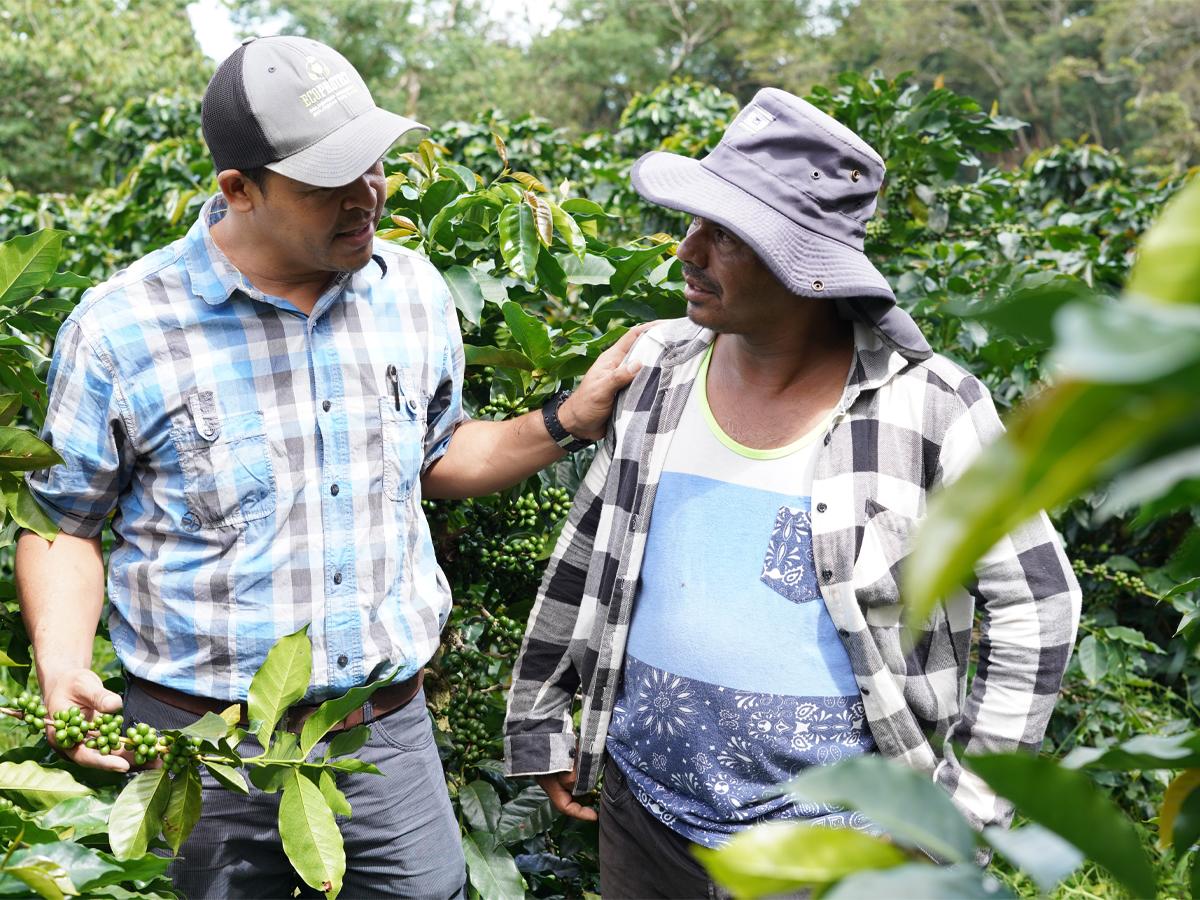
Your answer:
[129,671,423,735]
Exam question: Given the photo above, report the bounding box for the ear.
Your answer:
[216,169,262,213]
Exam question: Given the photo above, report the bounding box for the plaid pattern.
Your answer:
[28,195,465,701]
[505,317,1081,829]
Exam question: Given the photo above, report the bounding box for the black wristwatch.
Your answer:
[541,390,594,453]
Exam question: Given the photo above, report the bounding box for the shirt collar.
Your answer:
[182,194,385,309]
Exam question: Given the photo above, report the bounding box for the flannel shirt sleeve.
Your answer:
[421,277,467,471]
[25,319,136,538]
[503,424,615,778]
[931,377,1082,829]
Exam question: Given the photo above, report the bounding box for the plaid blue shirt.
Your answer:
[28,195,465,701]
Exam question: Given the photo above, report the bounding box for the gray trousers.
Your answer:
[124,682,466,899]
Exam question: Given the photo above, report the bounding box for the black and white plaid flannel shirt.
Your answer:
[504,315,1081,829]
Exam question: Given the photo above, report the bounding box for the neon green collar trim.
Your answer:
[698,342,831,460]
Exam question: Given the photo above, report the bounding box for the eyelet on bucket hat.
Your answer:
[202,35,429,188]
[631,87,930,357]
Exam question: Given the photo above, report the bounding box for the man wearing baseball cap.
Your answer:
[16,36,640,897]
[504,87,1081,895]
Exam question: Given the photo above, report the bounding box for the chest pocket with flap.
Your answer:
[170,390,276,530]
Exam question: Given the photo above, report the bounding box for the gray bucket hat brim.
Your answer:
[631,151,930,359]
[266,106,428,188]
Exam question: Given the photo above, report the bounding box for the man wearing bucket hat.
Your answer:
[505,88,1081,895]
[15,35,642,897]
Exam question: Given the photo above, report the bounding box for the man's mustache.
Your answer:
[681,264,721,296]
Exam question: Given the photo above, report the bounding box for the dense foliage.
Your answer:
[0,72,1195,897]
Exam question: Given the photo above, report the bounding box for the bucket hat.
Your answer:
[631,87,929,357]
[202,36,428,188]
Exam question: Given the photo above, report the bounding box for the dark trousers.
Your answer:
[124,682,466,899]
[599,756,728,900]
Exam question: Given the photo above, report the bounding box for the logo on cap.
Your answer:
[738,106,776,135]
[306,56,331,82]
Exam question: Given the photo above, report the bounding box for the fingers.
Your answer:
[559,796,599,822]
[66,744,131,773]
[537,771,597,822]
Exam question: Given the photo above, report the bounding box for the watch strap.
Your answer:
[542,390,593,453]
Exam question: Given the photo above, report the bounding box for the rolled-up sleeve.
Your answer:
[25,319,136,538]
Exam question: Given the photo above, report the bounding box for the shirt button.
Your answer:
[861,687,871,696]
[322,400,331,412]
[181,511,201,532]
[333,572,342,585]
[822,569,833,582]
[816,502,827,513]
[839,628,849,637]
[337,655,348,669]
[330,484,339,496]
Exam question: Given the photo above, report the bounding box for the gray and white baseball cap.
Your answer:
[202,36,428,188]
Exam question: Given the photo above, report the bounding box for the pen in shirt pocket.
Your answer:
[385,364,400,410]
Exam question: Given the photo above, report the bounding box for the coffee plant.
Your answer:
[0,73,1194,897]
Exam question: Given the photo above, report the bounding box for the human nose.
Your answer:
[676,226,706,268]
[342,170,382,211]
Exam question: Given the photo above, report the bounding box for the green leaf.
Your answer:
[202,760,248,795]
[696,822,907,897]
[37,795,112,840]
[299,678,392,757]
[501,301,552,367]
[279,769,345,899]
[462,831,525,900]
[326,725,370,760]
[903,382,1189,630]
[426,194,484,249]
[824,863,1013,900]
[0,396,22,426]
[249,762,293,795]
[966,753,1156,898]
[247,626,312,745]
[161,767,202,854]
[495,786,555,844]
[8,840,121,892]
[3,857,76,899]
[463,345,535,372]
[322,758,381,775]
[559,198,607,218]
[9,483,58,541]
[1102,625,1164,653]
[178,711,232,745]
[86,851,169,890]
[560,253,615,286]
[549,204,586,260]
[460,780,502,833]
[1077,635,1109,685]
[1168,773,1200,851]
[524,192,553,247]
[497,203,539,281]
[107,769,171,861]
[783,755,976,862]
[606,243,671,296]
[0,428,60,472]
[0,805,66,844]
[1128,178,1200,306]
[1062,732,1200,771]
[442,266,486,326]
[0,231,65,308]
[0,762,90,811]
[317,770,351,818]
[983,823,1084,892]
